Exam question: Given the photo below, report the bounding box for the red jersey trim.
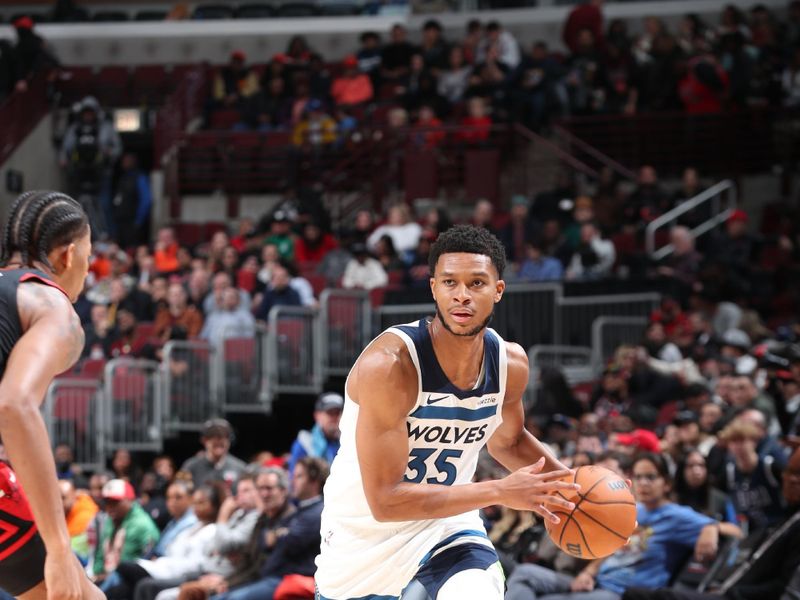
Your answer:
[18,273,69,299]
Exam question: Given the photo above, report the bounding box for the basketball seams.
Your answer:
[573,505,631,540]
[552,467,637,559]
[557,467,609,551]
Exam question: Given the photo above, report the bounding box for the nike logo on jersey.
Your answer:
[426,394,449,405]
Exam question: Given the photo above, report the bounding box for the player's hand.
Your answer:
[570,570,595,592]
[499,457,580,523]
[45,548,103,600]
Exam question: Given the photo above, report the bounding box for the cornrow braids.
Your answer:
[0,191,37,265]
[0,191,88,268]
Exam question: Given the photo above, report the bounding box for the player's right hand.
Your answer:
[498,457,580,523]
[45,548,105,600]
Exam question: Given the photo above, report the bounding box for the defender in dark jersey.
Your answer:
[0,191,103,599]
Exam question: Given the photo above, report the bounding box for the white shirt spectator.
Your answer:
[566,224,616,280]
[367,222,422,255]
[290,276,316,306]
[342,257,389,290]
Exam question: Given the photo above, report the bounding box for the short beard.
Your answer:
[435,305,493,338]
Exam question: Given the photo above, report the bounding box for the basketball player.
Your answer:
[316,225,581,600]
[0,191,103,599]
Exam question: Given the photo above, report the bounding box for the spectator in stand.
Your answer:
[243,76,290,131]
[209,457,327,600]
[461,19,483,65]
[154,227,180,274]
[92,479,160,588]
[212,50,260,112]
[153,480,198,558]
[381,24,416,84]
[783,46,800,108]
[405,231,435,288]
[11,16,59,91]
[710,209,758,274]
[204,272,251,317]
[623,165,670,226]
[200,288,256,348]
[288,392,343,476]
[331,55,374,107]
[678,52,729,114]
[471,199,505,242]
[283,260,316,307]
[104,483,226,600]
[467,43,511,108]
[674,449,737,522]
[342,242,388,290]
[264,212,296,260]
[154,282,203,341]
[498,194,537,264]
[477,21,521,69]
[673,167,711,228]
[59,478,99,564]
[718,420,785,532]
[367,203,422,256]
[293,221,338,266]
[419,19,449,74]
[373,234,405,272]
[254,263,302,321]
[174,467,296,600]
[0,37,17,102]
[180,419,247,487]
[438,46,472,104]
[291,98,337,147]
[54,443,85,485]
[83,302,118,359]
[655,226,704,287]
[565,222,616,280]
[563,0,605,55]
[506,452,741,600]
[356,31,382,84]
[411,104,447,150]
[456,96,492,144]
[512,41,566,131]
[111,153,152,249]
[634,447,800,600]
[517,239,564,282]
[564,28,609,115]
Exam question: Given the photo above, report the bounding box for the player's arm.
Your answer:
[354,334,579,523]
[0,283,84,557]
[487,342,569,473]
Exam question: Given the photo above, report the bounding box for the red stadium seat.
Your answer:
[209,109,242,130]
[131,65,169,105]
[79,358,106,380]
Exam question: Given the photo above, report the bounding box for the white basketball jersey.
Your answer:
[316,319,508,599]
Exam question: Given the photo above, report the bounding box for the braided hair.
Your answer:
[0,190,89,268]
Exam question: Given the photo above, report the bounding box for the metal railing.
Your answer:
[526,345,594,410]
[43,378,105,472]
[591,316,648,373]
[103,358,163,451]
[374,304,435,335]
[265,306,323,397]
[558,293,660,347]
[220,325,271,413]
[319,289,372,377]
[492,283,562,349]
[162,340,218,432]
[645,179,736,260]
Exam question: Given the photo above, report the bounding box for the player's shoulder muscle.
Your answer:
[349,331,418,417]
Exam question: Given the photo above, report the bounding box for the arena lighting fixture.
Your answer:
[114,108,142,132]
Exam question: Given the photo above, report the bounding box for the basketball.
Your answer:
[545,465,636,559]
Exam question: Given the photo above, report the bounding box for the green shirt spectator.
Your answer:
[93,479,160,577]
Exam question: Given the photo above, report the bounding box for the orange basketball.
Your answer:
[545,465,637,559]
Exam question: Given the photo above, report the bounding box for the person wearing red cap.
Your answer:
[611,428,662,454]
[11,14,59,93]
[91,479,160,587]
[212,50,259,112]
[710,206,756,276]
[330,55,374,107]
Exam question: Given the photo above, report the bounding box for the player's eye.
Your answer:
[472,280,485,287]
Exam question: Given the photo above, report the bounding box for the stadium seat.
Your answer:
[91,11,129,22]
[193,4,235,19]
[52,385,93,436]
[236,3,275,18]
[318,3,361,15]
[209,109,242,130]
[95,66,132,107]
[56,67,96,107]
[276,3,319,17]
[135,10,168,20]
[131,65,169,105]
[305,274,327,297]
[80,358,107,380]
